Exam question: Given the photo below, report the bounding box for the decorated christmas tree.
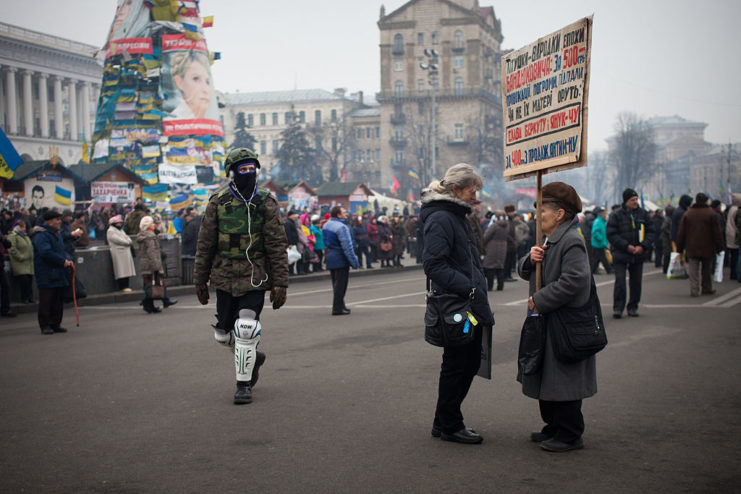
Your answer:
[91,0,224,208]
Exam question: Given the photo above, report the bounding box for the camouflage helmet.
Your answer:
[224,148,260,175]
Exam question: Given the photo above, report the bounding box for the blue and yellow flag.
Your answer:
[0,127,22,179]
[481,187,492,198]
[408,167,419,180]
[54,185,72,206]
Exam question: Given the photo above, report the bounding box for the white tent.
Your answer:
[369,189,410,213]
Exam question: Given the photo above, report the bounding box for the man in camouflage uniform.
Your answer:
[194,148,288,404]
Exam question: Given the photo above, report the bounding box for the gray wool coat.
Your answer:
[517,216,597,401]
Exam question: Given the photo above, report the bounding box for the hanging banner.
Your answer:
[158,163,197,184]
[502,17,592,180]
[91,181,136,204]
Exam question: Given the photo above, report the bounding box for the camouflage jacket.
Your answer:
[194,185,288,295]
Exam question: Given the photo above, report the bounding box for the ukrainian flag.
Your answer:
[54,185,72,206]
[481,187,492,198]
[170,194,192,210]
[408,167,419,180]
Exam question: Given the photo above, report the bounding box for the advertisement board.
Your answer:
[91,181,136,204]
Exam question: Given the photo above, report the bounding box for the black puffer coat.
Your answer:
[420,192,494,327]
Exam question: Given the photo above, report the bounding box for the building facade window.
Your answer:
[260,140,266,154]
[454,77,464,95]
[393,33,404,54]
[394,126,403,139]
[394,81,404,97]
[315,110,321,127]
[454,55,464,69]
[272,112,278,125]
[315,135,323,149]
[285,111,292,124]
[453,30,464,50]
[248,114,254,127]
[260,113,266,126]
[432,31,439,44]
[376,149,381,161]
[375,126,380,138]
[395,150,404,164]
[298,111,305,123]
[418,101,424,115]
[331,109,337,122]
[417,33,424,45]
[455,123,464,139]
[417,79,425,92]
[273,140,280,154]
[356,128,363,139]
[366,149,372,162]
[366,127,371,139]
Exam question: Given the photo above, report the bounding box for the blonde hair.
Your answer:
[428,163,482,196]
[171,51,210,79]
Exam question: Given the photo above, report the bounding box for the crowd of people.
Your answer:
[1,147,740,456]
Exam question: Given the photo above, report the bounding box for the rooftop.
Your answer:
[224,89,352,106]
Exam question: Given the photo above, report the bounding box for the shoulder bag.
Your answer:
[424,255,477,348]
[547,276,607,362]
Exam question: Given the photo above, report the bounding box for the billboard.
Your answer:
[502,17,592,180]
[91,181,137,204]
[24,174,76,214]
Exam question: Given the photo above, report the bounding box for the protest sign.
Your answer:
[502,17,592,180]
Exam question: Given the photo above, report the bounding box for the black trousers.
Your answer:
[14,274,34,302]
[356,245,371,268]
[484,267,504,291]
[729,248,738,281]
[313,250,324,272]
[330,267,349,313]
[539,399,584,443]
[215,289,265,331]
[116,277,130,290]
[434,326,483,434]
[38,287,65,330]
[1,267,11,314]
[613,262,643,313]
[504,250,516,277]
[590,248,613,274]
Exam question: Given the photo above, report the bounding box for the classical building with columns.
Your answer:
[0,21,102,165]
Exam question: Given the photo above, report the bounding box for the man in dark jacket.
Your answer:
[677,193,723,297]
[607,188,656,318]
[180,207,200,256]
[32,210,74,334]
[284,210,300,275]
[322,206,359,315]
[671,194,693,247]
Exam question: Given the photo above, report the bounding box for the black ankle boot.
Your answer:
[234,382,252,404]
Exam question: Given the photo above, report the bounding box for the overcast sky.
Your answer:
[3,0,740,151]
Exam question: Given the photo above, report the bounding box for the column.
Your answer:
[67,80,77,141]
[22,70,33,136]
[53,76,63,139]
[38,73,49,138]
[5,67,18,134]
[81,81,91,139]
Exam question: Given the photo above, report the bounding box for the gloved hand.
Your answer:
[270,286,287,310]
[195,284,209,305]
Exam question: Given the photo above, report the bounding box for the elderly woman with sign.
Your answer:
[517,182,598,453]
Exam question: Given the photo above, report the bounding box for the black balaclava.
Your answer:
[231,160,259,199]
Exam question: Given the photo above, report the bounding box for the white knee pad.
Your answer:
[233,309,261,382]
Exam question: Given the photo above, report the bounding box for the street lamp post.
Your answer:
[420,49,439,187]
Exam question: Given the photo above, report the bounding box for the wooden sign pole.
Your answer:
[535,170,543,291]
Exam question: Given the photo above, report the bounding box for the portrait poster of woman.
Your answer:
[161,39,220,123]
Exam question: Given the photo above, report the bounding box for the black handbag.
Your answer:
[517,313,546,376]
[424,255,477,348]
[547,276,607,362]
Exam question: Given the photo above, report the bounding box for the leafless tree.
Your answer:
[610,112,660,202]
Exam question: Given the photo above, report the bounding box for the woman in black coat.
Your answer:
[420,163,494,444]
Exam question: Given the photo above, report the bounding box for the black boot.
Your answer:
[234,381,252,404]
